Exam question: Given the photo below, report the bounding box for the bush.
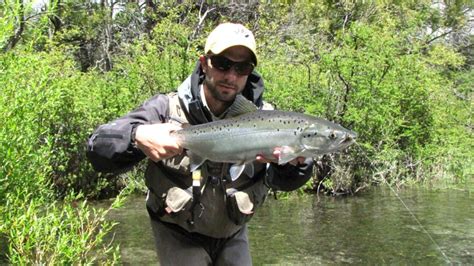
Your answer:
[0,16,198,261]
[257,4,472,191]
[0,50,126,263]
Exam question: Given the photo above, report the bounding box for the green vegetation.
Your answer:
[0,1,472,263]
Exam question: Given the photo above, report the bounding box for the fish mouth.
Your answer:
[341,131,357,146]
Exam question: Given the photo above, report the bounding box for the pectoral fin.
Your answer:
[229,163,254,181]
[230,164,246,181]
[188,151,206,172]
[244,163,254,178]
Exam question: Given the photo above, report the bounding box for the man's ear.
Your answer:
[199,55,207,73]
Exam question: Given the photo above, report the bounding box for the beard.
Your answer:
[204,78,240,103]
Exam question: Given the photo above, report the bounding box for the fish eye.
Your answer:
[329,132,336,139]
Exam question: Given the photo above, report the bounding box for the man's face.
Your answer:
[201,46,254,104]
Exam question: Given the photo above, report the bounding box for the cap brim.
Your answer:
[209,44,257,66]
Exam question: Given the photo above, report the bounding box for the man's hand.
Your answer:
[134,123,183,162]
[255,148,306,166]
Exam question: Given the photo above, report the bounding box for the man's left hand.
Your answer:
[255,148,306,166]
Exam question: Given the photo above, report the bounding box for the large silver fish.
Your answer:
[172,109,357,180]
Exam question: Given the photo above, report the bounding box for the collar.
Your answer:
[199,84,230,120]
[177,60,265,125]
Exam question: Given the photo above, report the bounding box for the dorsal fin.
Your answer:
[225,94,258,118]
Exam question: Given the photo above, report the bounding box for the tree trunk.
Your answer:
[2,0,25,52]
[144,0,157,35]
[49,0,63,35]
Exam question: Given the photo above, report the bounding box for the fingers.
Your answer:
[255,155,273,164]
[255,148,306,166]
[289,157,306,166]
[255,149,280,164]
[145,145,182,162]
[134,123,183,162]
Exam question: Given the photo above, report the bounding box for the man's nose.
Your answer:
[223,66,239,80]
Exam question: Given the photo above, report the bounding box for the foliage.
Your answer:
[0,3,203,262]
[256,1,472,192]
[0,50,125,263]
[0,0,472,263]
[3,193,121,264]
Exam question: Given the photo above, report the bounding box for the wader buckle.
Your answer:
[188,169,203,225]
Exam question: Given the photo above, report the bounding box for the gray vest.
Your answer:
[145,92,269,238]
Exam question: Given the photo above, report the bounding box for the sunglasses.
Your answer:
[207,55,255,76]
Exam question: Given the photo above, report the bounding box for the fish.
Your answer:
[171,109,357,180]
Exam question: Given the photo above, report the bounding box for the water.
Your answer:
[104,187,473,265]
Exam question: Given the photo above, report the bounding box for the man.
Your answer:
[87,23,314,265]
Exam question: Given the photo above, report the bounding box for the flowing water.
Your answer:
[104,187,473,265]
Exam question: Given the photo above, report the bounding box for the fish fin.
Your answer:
[244,163,254,178]
[225,95,258,118]
[180,123,191,129]
[278,146,298,165]
[168,115,188,125]
[188,151,206,172]
[229,164,246,181]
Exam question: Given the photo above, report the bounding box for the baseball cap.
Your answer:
[205,23,257,65]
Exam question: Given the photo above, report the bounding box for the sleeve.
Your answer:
[86,94,170,173]
[265,158,314,192]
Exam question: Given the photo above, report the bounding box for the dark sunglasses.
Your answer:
[207,55,255,76]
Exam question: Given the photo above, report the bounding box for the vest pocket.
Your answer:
[225,189,254,225]
[164,187,193,214]
[146,190,167,218]
[146,187,193,220]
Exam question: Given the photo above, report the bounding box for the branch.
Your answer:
[144,0,158,34]
[377,62,391,86]
[453,90,468,101]
[342,12,351,32]
[337,71,351,120]
[189,1,215,42]
[425,29,454,45]
[2,1,25,52]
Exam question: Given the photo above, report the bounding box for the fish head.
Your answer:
[300,122,357,154]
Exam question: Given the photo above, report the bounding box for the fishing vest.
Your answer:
[145,92,270,238]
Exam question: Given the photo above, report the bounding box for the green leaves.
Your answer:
[0,1,472,263]
[0,50,129,263]
[4,193,120,264]
[257,2,472,189]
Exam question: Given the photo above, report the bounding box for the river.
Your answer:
[104,187,473,265]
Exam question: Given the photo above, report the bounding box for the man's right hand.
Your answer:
[134,123,183,162]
